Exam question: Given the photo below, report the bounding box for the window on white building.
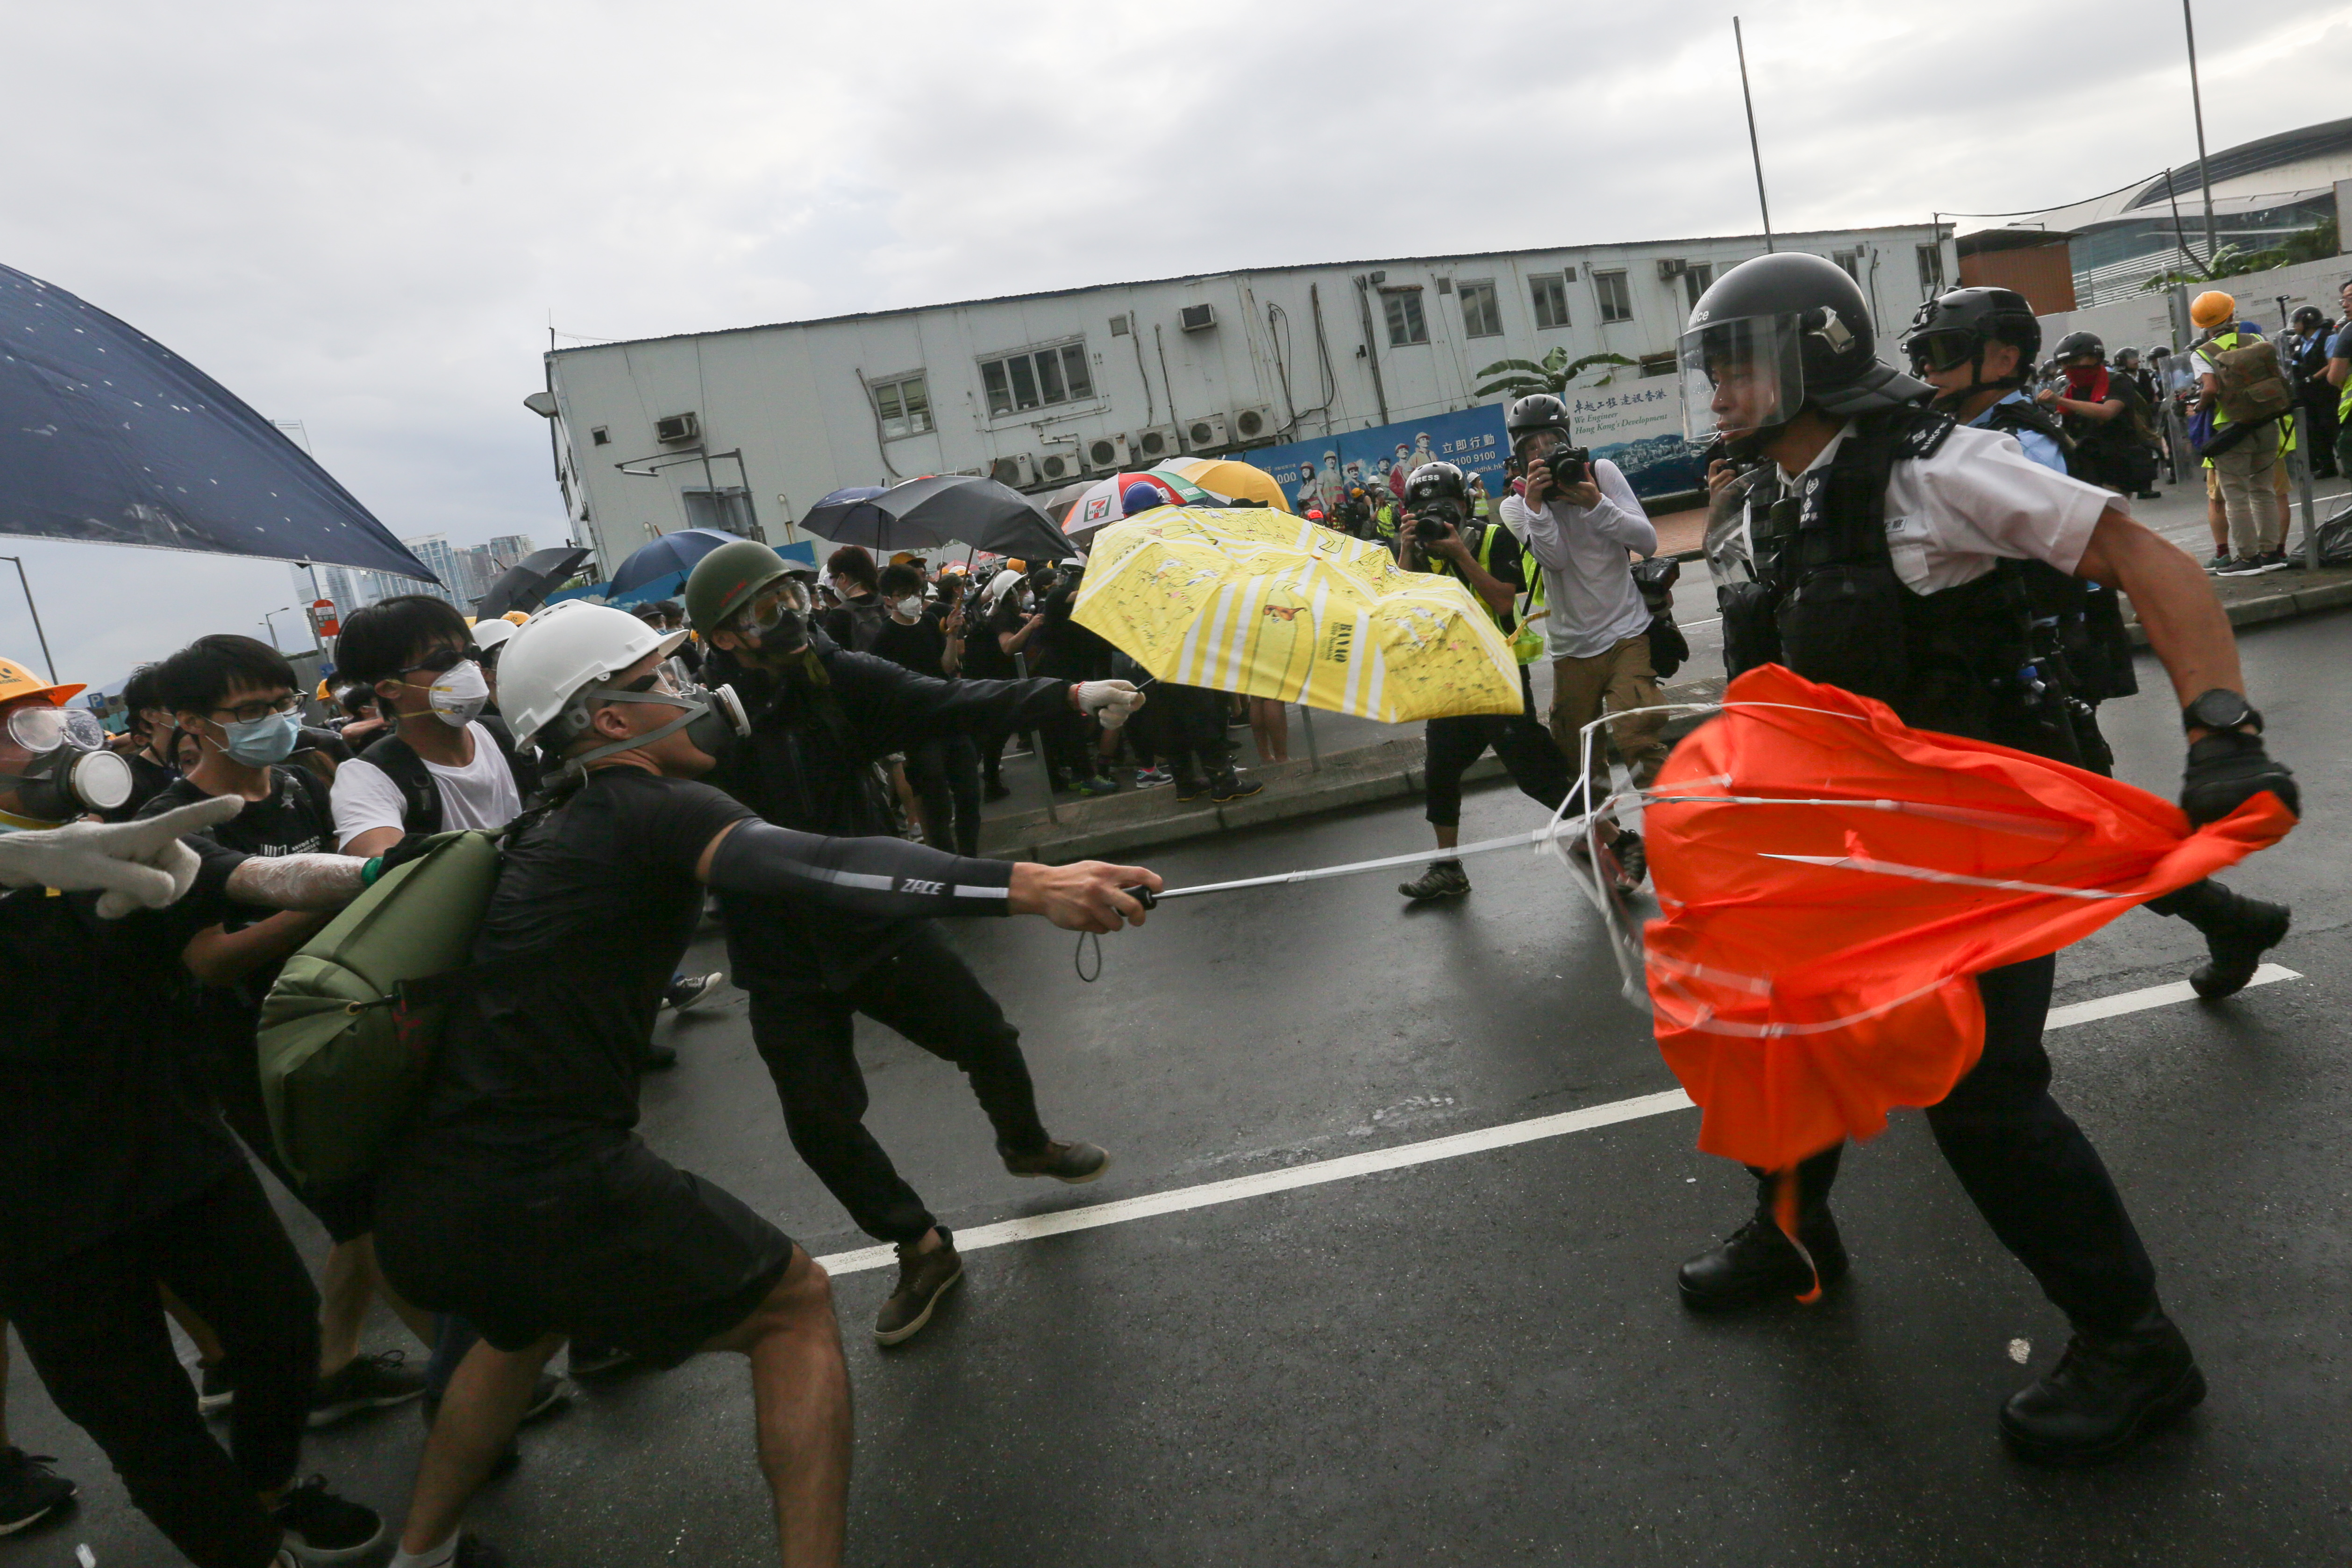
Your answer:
[1917,243,1944,294]
[682,487,757,535]
[1682,262,1715,308]
[1458,279,1503,338]
[1594,270,1633,323]
[978,342,1094,418]
[1383,288,1429,346]
[1833,248,1863,282]
[870,373,933,439]
[1530,273,1571,330]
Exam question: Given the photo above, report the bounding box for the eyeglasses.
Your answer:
[6,705,105,754]
[399,645,484,678]
[207,693,303,726]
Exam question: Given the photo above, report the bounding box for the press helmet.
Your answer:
[1900,286,2041,390]
[1504,393,1573,448]
[1678,252,1929,449]
[498,600,685,755]
[1402,460,1470,513]
[2053,331,2105,364]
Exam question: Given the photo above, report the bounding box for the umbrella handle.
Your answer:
[1122,884,1159,909]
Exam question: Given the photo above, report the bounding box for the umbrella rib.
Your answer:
[1754,852,2125,900]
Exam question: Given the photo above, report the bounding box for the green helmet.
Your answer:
[686,539,795,632]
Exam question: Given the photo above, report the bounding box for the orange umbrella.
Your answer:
[1643,663,2294,1175]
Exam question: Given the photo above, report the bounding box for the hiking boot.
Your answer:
[269,1475,384,1565]
[307,1349,425,1428]
[2189,893,2290,998]
[1677,1210,1848,1311]
[1174,772,1211,802]
[0,1448,75,1536]
[1002,1139,1111,1184]
[876,1233,963,1346]
[2001,1305,2205,1464]
[195,1355,235,1415]
[1210,771,1263,803]
[1399,860,1471,901]
[662,971,725,1012]
[1610,831,1648,891]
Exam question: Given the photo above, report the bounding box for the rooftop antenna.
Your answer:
[1734,18,1776,252]
[2181,0,2219,271]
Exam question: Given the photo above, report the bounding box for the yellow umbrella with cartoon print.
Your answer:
[1071,506,1521,722]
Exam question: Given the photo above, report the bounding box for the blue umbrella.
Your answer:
[608,527,741,595]
[0,263,434,580]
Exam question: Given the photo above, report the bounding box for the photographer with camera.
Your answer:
[1393,462,1574,902]
[1497,394,1669,887]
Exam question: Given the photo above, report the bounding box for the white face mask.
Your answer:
[894,596,924,619]
[428,660,490,728]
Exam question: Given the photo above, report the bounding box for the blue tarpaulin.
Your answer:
[0,264,435,581]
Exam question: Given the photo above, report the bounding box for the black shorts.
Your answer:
[374,1137,794,1367]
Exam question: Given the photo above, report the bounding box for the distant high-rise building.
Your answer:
[486,534,536,572]
[400,535,464,609]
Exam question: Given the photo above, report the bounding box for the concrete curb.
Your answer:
[2125,573,2352,646]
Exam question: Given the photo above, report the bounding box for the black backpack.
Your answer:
[359,717,540,835]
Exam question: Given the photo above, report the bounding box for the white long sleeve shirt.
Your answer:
[1498,457,1658,660]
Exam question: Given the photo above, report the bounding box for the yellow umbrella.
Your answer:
[1152,457,1293,513]
[1073,506,1522,723]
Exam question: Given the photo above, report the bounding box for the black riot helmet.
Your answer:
[1504,393,1573,451]
[1900,286,2041,410]
[2292,305,2327,333]
[1402,460,1470,516]
[1677,252,1929,454]
[2053,330,2105,365]
[2114,346,2143,368]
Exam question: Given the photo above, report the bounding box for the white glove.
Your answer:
[0,794,242,919]
[1075,679,1147,730]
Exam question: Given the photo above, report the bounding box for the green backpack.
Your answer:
[257,830,506,1185]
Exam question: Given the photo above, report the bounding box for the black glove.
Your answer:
[2180,730,2299,825]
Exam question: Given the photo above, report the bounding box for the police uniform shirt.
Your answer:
[1972,391,2067,475]
[1781,420,2116,594]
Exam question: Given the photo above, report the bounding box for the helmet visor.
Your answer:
[1678,312,1807,442]
[1904,328,1981,376]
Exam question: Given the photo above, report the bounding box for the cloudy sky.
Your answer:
[3,0,2345,687]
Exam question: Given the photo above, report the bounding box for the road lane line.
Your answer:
[812,964,2301,1276]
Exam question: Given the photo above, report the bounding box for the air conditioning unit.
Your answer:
[1178,303,1217,333]
[1182,413,1228,451]
[1132,424,1182,462]
[654,411,700,444]
[1229,406,1275,442]
[1036,448,1086,484]
[990,454,1037,488]
[1657,258,1687,282]
[1084,432,1132,471]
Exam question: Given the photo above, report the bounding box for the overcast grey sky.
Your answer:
[2,0,2345,687]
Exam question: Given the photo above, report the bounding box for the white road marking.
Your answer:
[813,964,2302,1277]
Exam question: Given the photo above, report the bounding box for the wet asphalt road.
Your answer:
[12,608,2352,1568]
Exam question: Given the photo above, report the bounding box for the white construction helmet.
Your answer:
[498,600,685,753]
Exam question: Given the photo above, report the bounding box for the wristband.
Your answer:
[361,856,384,887]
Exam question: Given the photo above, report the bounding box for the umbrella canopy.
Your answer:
[0,264,434,580]
[803,475,1071,563]
[1063,470,1208,542]
[474,546,593,619]
[609,528,740,595]
[1040,481,1093,527]
[1152,457,1293,512]
[1643,663,2294,1174]
[1072,505,1521,723]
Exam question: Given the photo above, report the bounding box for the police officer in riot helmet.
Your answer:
[1676,250,2299,1464]
[2036,331,2160,497]
[1904,289,2292,1001]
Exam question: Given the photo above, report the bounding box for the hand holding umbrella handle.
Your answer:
[1121,884,1159,909]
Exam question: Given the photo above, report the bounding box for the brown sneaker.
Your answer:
[1000,1139,1111,1184]
[875,1233,962,1347]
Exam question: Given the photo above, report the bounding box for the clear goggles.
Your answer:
[1677,312,1809,442]
[729,580,810,638]
[7,704,107,755]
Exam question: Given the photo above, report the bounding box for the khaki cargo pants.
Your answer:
[1548,634,1670,804]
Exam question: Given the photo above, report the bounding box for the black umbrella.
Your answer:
[474,546,593,619]
[803,476,1071,563]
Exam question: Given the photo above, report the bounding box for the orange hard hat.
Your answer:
[2189,291,2236,329]
[0,657,83,709]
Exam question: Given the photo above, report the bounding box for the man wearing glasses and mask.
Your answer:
[685,541,1146,1347]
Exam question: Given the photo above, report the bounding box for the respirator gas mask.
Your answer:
[0,705,133,822]
[549,674,753,782]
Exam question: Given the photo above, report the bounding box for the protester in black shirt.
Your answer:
[103,662,183,822]
[0,656,390,1568]
[871,563,985,855]
[687,542,1147,1347]
[370,601,1157,1568]
[819,544,887,652]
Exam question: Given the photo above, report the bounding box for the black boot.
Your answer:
[2187,891,2290,999]
[2000,1304,2204,1464]
[1676,1208,1847,1311]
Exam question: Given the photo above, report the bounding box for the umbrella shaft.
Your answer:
[1143,825,1563,902]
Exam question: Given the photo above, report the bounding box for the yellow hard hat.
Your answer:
[0,657,83,709]
[2190,291,2237,329]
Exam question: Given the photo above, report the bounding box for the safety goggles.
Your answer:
[6,704,106,755]
[727,583,808,638]
[399,644,485,678]
[1904,329,1981,375]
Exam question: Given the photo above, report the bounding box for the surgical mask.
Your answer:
[893,596,924,619]
[222,709,303,768]
[0,704,134,818]
[428,660,490,728]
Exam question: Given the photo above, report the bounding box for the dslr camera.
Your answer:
[1411,497,1465,544]
[1539,446,1592,487]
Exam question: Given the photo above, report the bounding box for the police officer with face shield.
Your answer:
[1902,288,2292,1001]
[1677,251,2299,1464]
